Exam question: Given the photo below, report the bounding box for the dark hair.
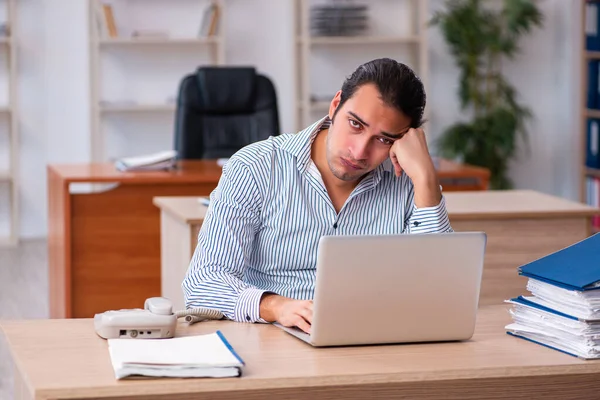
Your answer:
[333,58,426,128]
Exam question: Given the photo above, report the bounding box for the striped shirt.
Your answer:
[182,116,453,322]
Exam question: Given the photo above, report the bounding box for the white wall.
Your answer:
[5,0,581,239]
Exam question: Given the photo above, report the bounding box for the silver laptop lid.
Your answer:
[310,232,487,346]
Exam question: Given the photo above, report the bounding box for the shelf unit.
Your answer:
[582,0,600,234]
[294,0,429,131]
[0,0,18,246]
[583,1,599,212]
[88,0,225,163]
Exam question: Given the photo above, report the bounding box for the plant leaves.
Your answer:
[430,0,543,189]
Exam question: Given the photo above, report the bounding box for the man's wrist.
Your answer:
[259,293,283,322]
[412,171,442,208]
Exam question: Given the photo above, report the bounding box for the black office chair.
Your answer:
[173,66,280,159]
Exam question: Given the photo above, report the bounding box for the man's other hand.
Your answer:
[260,293,313,334]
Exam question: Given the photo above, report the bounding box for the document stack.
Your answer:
[115,150,177,172]
[505,233,600,359]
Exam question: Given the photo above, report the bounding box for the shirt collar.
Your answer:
[281,115,330,174]
[281,116,395,179]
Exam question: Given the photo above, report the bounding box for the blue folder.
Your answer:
[586,119,600,168]
[518,233,600,291]
[588,61,599,109]
[587,2,600,51]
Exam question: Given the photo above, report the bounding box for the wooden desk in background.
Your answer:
[154,190,599,311]
[47,161,222,319]
[47,159,490,319]
[435,158,490,191]
[446,190,599,305]
[4,306,600,400]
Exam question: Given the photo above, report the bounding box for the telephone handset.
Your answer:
[93,297,224,339]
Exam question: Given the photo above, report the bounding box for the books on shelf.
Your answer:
[505,233,600,359]
[107,331,244,379]
[310,3,369,37]
[199,2,221,37]
[586,118,600,170]
[585,177,600,230]
[94,2,119,39]
[115,150,177,172]
[587,1,600,51]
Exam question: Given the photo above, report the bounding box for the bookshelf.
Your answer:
[582,1,600,232]
[294,0,429,131]
[88,0,225,163]
[0,0,17,246]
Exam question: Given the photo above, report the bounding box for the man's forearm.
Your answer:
[412,172,442,208]
[182,265,267,322]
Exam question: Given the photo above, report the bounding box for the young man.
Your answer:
[182,58,453,333]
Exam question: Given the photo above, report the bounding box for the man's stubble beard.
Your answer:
[325,128,363,182]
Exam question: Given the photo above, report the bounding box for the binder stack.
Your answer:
[505,233,600,359]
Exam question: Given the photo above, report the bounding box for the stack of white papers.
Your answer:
[506,292,600,359]
[115,150,177,172]
[107,331,244,379]
[524,279,600,320]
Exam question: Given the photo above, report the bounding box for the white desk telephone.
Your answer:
[93,297,224,339]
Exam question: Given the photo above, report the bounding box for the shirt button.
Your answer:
[333,222,338,229]
[414,221,420,227]
[246,315,251,321]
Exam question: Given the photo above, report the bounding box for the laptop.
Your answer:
[274,232,487,347]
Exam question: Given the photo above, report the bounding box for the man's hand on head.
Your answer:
[389,127,441,208]
[259,293,313,334]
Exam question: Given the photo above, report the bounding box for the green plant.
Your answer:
[430,0,543,189]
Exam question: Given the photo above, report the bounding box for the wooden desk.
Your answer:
[154,190,600,310]
[3,305,600,400]
[47,161,222,319]
[435,158,490,191]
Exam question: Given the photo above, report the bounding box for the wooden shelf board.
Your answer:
[100,104,176,113]
[98,37,220,46]
[585,167,600,178]
[299,35,421,45]
[585,109,600,118]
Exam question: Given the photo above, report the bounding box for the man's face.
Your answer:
[325,83,412,182]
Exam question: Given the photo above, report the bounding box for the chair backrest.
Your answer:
[173,66,280,159]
